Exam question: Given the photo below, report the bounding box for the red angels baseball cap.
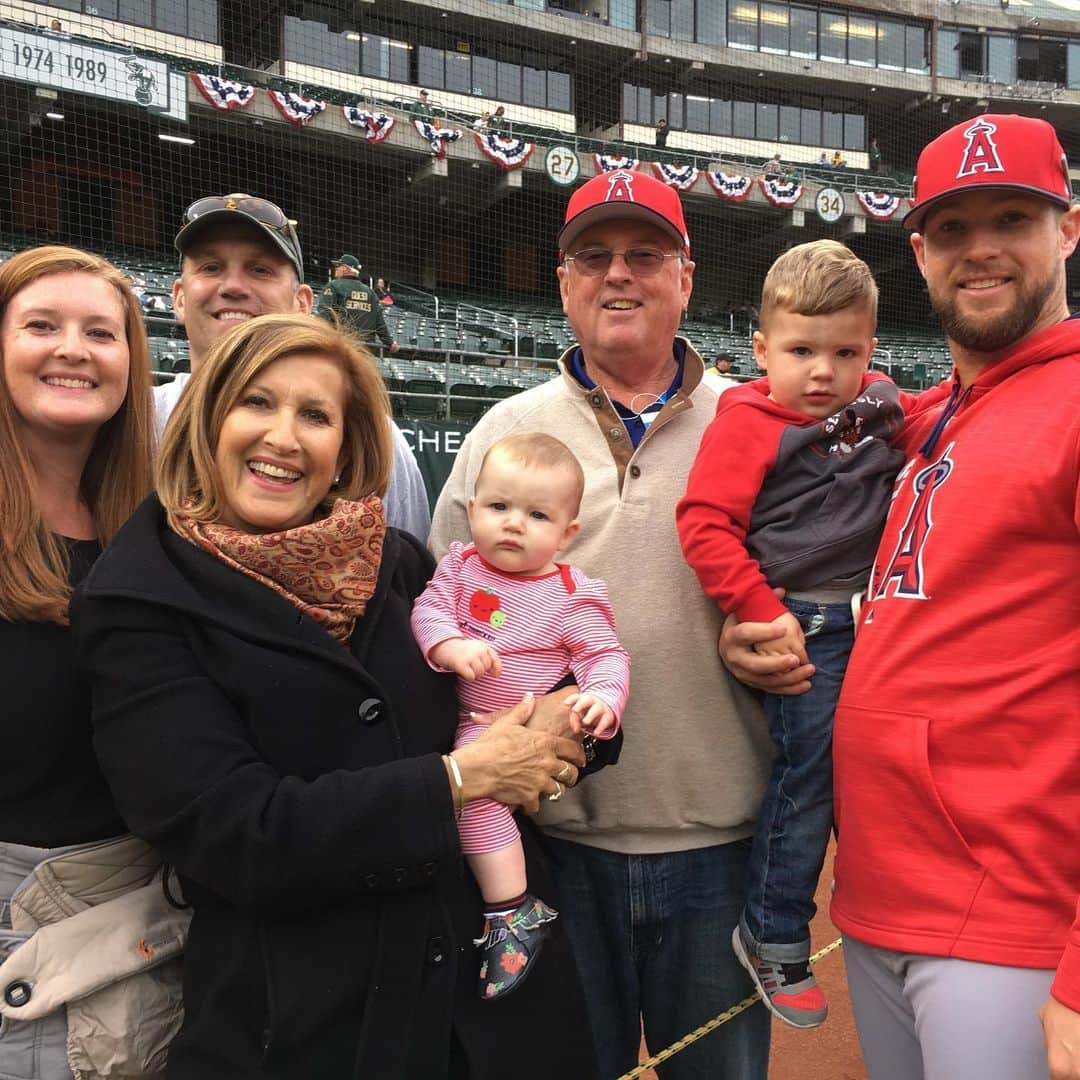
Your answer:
[905,113,1072,232]
[558,170,691,256]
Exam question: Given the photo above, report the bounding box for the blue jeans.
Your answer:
[740,596,853,963]
[542,836,770,1080]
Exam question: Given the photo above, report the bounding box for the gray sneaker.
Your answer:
[732,926,828,1029]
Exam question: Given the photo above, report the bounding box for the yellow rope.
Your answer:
[615,937,844,1080]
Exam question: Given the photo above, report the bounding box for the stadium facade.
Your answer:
[1,0,1078,399]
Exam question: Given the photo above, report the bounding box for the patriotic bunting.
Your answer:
[343,107,395,143]
[593,154,639,173]
[651,162,699,191]
[190,73,255,111]
[413,119,462,159]
[856,191,902,220]
[267,90,326,126]
[759,176,804,207]
[474,132,536,170]
[705,171,754,202]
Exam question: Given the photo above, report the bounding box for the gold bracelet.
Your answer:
[443,753,465,819]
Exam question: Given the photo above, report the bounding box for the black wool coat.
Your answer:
[72,496,598,1080]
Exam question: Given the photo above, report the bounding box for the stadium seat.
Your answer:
[404,378,444,419]
[448,382,487,422]
[488,384,524,401]
[382,376,407,418]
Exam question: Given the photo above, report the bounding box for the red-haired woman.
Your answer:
[0,245,154,1077]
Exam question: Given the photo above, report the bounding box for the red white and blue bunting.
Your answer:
[474,132,536,170]
[705,171,754,202]
[190,73,254,111]
[593,154,639,173]
[268,90,326,126]
[651,162,698,190]
[759,176,804,207]
[412,119,462,159]
[856,191,902,220]
[343,107,395,143]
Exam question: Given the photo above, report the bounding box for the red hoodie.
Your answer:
[831,319,1080,1008]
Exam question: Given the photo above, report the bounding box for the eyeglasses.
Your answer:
[563,247,684,277]
[183,194,297,235]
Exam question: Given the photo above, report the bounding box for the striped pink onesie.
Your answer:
[411,542,630,854]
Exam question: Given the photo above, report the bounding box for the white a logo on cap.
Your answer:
[957,118,1004,178]
[606,171,636,203]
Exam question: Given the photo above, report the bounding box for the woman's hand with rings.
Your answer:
[451,694,585,814]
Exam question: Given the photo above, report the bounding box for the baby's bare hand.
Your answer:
[431,638,502,681]
[564,692,616,737]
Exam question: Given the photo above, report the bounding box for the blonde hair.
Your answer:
[157,314,393,524]
[759,240,878,330]
[0,245,153,624]
[478,432,585,515]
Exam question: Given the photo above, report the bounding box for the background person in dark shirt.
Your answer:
[320,254,399,353]
[411,88,434,120]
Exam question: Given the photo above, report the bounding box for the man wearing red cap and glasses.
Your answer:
[725,114,1080,1079]
[430,170,773,1078]
[159,194,430,540]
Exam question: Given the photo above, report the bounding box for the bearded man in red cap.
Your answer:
[430,170,773,1078]
[725,114,1080,1079]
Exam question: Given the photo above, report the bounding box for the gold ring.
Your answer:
[547,782,563,802]
[557,762,572,783]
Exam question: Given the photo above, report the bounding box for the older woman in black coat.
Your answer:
[72,314,595,1079]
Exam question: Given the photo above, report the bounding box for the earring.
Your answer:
[333,473,341,486]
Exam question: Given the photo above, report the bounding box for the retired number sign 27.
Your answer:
[545,146,580,187]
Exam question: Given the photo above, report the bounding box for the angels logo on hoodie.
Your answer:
[869,443,955,602]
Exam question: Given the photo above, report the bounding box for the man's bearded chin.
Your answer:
[929,274,1056,354]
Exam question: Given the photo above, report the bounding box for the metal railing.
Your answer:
[390,281,440,321]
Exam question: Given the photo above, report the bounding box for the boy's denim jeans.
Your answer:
[740,595,854,963]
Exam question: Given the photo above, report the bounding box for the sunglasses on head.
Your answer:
[183,194,297,234]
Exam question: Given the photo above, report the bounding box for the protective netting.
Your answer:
[3,0,1079,414]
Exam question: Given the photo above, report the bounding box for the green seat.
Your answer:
[448,383,487,422]
[404,378,443,419]
[383,377,407,418]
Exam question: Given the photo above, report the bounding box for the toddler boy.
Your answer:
[677,240,908,1028]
